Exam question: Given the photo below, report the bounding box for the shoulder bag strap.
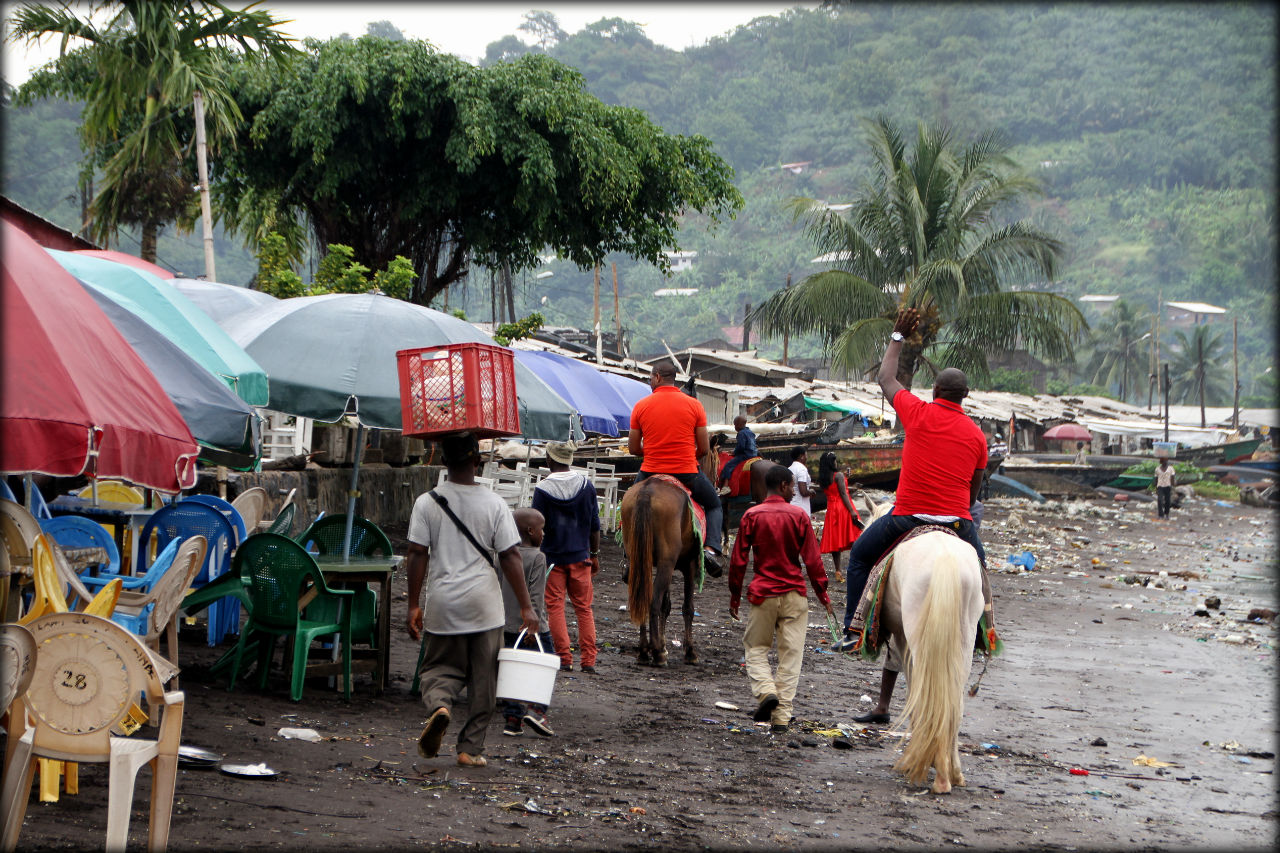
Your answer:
[428,490,496,568]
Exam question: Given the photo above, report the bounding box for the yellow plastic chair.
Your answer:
[0,613,185,853]
[77,481,145,565]
[16,535,123,803]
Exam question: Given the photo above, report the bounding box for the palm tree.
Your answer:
[751,116,1085,387]
[8,0,296,259]
[1082,299,1154,402]
[1168,324,1231,427]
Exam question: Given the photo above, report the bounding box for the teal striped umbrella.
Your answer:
[47,250,270,406]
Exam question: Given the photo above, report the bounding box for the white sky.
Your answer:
[3,2,808,86]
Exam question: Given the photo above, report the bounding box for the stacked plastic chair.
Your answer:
[137,502,237,646]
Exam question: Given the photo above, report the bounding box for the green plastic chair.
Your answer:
[265,501,297,537]
[225,533,354,701]
[297,515,391,646]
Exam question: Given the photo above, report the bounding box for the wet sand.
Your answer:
[7,496,1276,850]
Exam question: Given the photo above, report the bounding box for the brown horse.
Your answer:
[621,474,721,666]
[702,441,777,549]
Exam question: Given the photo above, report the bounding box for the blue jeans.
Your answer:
[636,470,724,553]
[842,513,986,630]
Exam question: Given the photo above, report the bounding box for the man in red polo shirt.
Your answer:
[835,308,989,718]
[629,360,725,571]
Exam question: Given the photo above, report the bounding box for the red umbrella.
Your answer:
[1042,423,1093,441]
[71,249,175,279]
[1,222,199,492]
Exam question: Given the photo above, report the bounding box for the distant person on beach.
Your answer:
[498,508,556,738]
[728,464,832,734]
[1072,441,1089,465]
[406,432,538,768]
[816,450,864,584]
[788,445,813,516]
[629,361,725,572]
[531,441,601,674]
[1155,457,1176,519]
[718,415,758,491]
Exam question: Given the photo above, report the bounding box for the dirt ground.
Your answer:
[8,494,1277,851]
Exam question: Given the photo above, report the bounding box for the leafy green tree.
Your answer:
[1168,324,1232,427]
[215,37,742,306]
[751,116,1085,387]
[1082,299,1154,402]
[518,11,566,51]
[8,0,296,259]
[254,232,304,298]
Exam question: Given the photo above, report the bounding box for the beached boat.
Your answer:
[1176,438,1264,467]
[998,453,1144,489]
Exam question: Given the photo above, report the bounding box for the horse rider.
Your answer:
[717,415,758,493]
[836,307,991,715]
[629,360,726,573]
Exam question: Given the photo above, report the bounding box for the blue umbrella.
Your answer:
[512,350,630,437]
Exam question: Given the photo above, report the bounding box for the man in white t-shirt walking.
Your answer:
[788,445,813,516]
[406,432,538,768]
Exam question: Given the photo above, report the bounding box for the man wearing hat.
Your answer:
[629,361,725,571]
[531,441,601,673]
[406,432,539,768]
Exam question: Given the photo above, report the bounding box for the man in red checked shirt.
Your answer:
[728,464,834,734]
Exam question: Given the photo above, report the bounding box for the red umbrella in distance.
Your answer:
[1,222,199,492]
[71,249,175,279]
[1042,423,1093,442]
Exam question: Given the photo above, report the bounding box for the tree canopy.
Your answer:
[214,36,742,306]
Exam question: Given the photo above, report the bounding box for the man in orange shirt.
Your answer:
[629,361,725,571]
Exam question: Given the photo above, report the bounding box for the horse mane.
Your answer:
[625,480,655,625]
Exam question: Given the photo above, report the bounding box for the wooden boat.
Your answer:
[1177,438,1264,467]
[998,454,1145,489]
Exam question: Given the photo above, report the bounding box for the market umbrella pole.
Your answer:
[341,423,365,562]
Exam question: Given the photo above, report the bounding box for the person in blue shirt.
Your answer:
[718,415,758,490]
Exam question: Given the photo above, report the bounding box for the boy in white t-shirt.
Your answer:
[787,445,813,515]
[406,432,538,768]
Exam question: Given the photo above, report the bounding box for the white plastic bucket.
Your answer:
[496,629,560,706]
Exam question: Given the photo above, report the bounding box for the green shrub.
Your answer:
[1191,479,1239,500]
[1119,459,1203,483]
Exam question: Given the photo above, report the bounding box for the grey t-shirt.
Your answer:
[501,545,550,635]
[407,481,520,635]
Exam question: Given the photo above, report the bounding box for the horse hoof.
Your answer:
[931,780,953,795]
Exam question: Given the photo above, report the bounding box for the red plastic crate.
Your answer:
[397,343,521,439]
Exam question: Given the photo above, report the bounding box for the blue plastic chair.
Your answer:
[137,502,238,646]
[37,515,123,576]
[0,479,16,502]
[181,494,248,545]
[25,482,53,520]
[81,538,179,592]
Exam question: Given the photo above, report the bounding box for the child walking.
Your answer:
[499,508,556,737]
[728,464,833,733]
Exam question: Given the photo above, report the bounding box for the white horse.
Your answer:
[855,490,985,794]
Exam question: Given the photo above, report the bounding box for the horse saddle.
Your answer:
[850,524,959,659]
[718,453,762,498]
[645,474,707,547]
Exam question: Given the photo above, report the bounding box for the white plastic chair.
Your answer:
[113,536,207,685]
[1,612,184,853]
[230,487,267,535]
[1,624,37,782]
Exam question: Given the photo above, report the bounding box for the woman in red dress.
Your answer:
[817,451,863,583]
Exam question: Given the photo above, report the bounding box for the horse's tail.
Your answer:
[626,482,654,626]
[893,539,974,787]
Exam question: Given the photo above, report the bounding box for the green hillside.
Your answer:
[3,3,1274,401]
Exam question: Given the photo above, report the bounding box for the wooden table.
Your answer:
[310,555,400,692]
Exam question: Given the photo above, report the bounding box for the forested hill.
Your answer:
[489,2,1273,391]
[3,3,1275,395]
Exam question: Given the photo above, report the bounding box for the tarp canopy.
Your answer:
[513,350,633,436]
[803,396,863,415]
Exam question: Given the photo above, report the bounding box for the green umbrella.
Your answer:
[224,292,581,558]
[48,250,270,406]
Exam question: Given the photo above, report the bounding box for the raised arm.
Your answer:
[878,307,920,402]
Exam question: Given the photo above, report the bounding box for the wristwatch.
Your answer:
[890,331,904,342]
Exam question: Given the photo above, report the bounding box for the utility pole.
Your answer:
[193,91,216,282]
[503,263,515,324]
[781,273,791,365]
[1162,362,1170,442]
[1148,314,1159,410]
[612,263,622,358]
[742,302,752,351]
[593,264,603,365]
[1232,316,1240,431]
